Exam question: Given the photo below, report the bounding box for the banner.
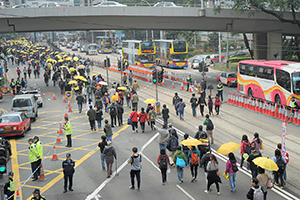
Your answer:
[282,121,287,155]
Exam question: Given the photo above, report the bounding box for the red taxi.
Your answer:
[0,112,31,137]
[217,72,237,87]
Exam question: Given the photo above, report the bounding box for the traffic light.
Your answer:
[4,60,8,73]
[104,59,107,68]
[152,69,157,83]
[107,58,110,67]
[0,143,7,174]
[158,70,164,83]
[118,60,121,71]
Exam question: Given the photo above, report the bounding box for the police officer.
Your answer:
[10,78,16,95]
[62,153,75,193]
[63,117,73,147]
[4,172,14,200]
[28,138,39,181]
[186,75,192,91]
[290,97,299,109]
[31,189,46,200]
[34,136,43,177]
[217,80,224,101]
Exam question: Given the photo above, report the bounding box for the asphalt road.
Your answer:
[2,53,299,200]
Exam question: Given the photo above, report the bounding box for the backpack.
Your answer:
[276,156,286,172]
[96,89,101,97]
[252,186,264,200]
[191,98,197,107]
[206,119,214,130]
[119,92,123,99]
[230,161,239,172]
[190,150,199,165]
[106,97,109,104]
[87,86,92,94]
[244,143,250,154]
[176,157,186,168]
[110,106,116,115]
[169,137,178,151]
[159,155,168,169]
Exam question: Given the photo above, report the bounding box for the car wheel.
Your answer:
[36,111,38,118]
[275,94,281,105]
[28,123,31,131]
[248,88,253,97]
[39,103,43,108]
[21,129,26,137]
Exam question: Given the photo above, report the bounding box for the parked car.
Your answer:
[210,54,225,64]
[66,43,73,49]
[153,2,181,7]
[217,72,237,87]
[72,45,78,51]
[229,51,249,58]
[0,92,3,101]
[190,55,211,69]
[80,47,86,53]
[11,94,38,121]
[38,2,65,7]
[61,42,67,47]
[94,1,127,7]
[12,4,32,8]
[21,87,43,107]
[0,112,31,137]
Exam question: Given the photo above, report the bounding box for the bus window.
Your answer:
[245,65,255,76]
[239,64,246,74]
[135,43,139,49]
[276,69,291,92]
[265,68,274,80]
[172,54,187,62]
[123,42,128,48]
[292,72,300,94]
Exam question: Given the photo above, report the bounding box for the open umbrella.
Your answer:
[60,65,67,68]
[69,67,76,72]
[117,87,127,91]
[58,59,64,62]
[74,75,82,79]
[68,80,77,85]
[99,81,108,86]
[180,139,202,146]
[91,73,98,77]
[66,57,72,61]
[216,142,240,155]
[144,99,156,104]
[77,65,85,69]
[253,157,278,171]
[47,58,53,62]
[111,95,118,102]
[73,56,79,62]
[80,78,88,82]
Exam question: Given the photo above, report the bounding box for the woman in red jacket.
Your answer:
[138,107,148,133]
[214,94,221,115]
[130,109,139,133]
[240,134,251,169]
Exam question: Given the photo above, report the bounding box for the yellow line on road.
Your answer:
[11,139,23,200]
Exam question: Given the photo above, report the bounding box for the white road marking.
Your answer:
[176,185,196,200]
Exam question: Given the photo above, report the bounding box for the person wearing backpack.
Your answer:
[138,107,147,133]
[130,109,139,133]
[173,93,181,116]
[108,103,117,128]
[246,178,264,200]
[181,134,190,166]
[129,147,142,191]
[124,88,131,107]
[161,104,169,126]
[157,148,171,185]
[277,143,289,183]
[240,134,251,169]
[201,147,211,184]
[87,83,93,101]
[190,93,198,117]
[173,146,186,183]
[116,102,124,126]
[225,153,238,192]
[148,107,156,131]
[176,98,186,120]
[155,124,169,151]
[167,132,179,166]
[257,167,268,200]
[198,92,207,117]
[247,147,262,178]
[271,149,286,189]
[252,132,264,154]
[207,95,214,116]
[204,114,214,144]
[188,146,200,182]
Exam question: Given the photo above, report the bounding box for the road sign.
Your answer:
[65,91,72,98]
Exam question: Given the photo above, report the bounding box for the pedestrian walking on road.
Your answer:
[252,132,264,154]
[31,189,46,200]
[200,79,207,98]
[176,99,186,120]
[43,71,49,86]
[138,107,147,133]
[207,95,214,116]
[124,88,131,107]
[98,135,107,171]
[94,97,103,110]
[204,114,214,144]
[186,75,192,91]
[131,91,139,111]
[96,107,103,130]
[132,80,140,93]
[28,67,32,79]
[173,146,186,183]
[28,138,39,181]
[154,124,169,151]
[62,153,75,193]
[148,107,156,130]
[217,80,224,101]
[190,93,198,117]
[129,70,133,86]
[167,131,178,166]
[246,178,264,200]
[189,146,200,182]
[63,117,72,147]
[204,154,221,195]
[240,134,251,169]
[182,133,190,166]
[103,141,117,178]
[34,136,43,178]
[108,103,117,127]
[116,102,124,126]
[214,94,221,115]
[271,149,286,189]
[87,105,97,131]
[225,152,238,192]
[162,104,169,126]
[76,93,84,113]
[173,93,180,116]
[122,72,127,85]
[257,167,268,200]
[104,120,113,142]
[277,143,289,183]
[247,147,262,178]
[4,172,15,200]
[157,148,171,185]
[59,78,64,94]
[198,92,207,117]
[201,147,211,184]
[129,147,142,191]
[167,123,178,139]
[130,109,139,132]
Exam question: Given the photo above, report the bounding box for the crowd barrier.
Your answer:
[227,91,300,125]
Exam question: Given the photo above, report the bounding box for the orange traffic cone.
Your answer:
[293,110,298,124]
[284,107,289,122]
[11,89,14,95]
[68,100,72,112]
[176,74,179,81]
[172,81,175,88]
[162,79,165,86]
[188,85,192,92]
[16,190,21,200]
[274,103,278,118]
[51,145,59,161]
[56,134,62,143]
[52,92,56,100]
[180,82,184,90]
[194,79,197,88]
[297,110,300,125]
[281,106,286,121]
[38,164,47,181]
[64,113,68,118]
[62,94,66,102]
[288,109,293,123]
[227,92,231,104]
[57,122,63,134]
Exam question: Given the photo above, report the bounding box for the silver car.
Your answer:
[21,87,43,107]
[11,94,38,121]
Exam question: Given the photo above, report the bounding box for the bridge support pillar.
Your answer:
[253,33,282,60]
[253,33,267,59]
[267,32,282,60]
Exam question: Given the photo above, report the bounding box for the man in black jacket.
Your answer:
[76,93,84,113]
[162,104,169,126]
[98,135,107,171]
[116,102,124,126]
[172,93,180,116]
[62,153,75,193]
[108,103,117,127]
[200,147,211,184]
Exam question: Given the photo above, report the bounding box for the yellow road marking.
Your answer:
[11,139,23,200]
[113,125,129,139]
[22,185,43,189]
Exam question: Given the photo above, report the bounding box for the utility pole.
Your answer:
[106,57,109,85]
[146,30,148,41]
[0,174,3,200]
[120,59,123,84]
[156,65,158,102]
[218,32,221,68]
[226,32,229,69]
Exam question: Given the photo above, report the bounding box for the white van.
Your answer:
[11,94,38,121]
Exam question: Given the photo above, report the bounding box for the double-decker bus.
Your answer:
[154,40,188,68]
[122,40,156,68]
[237,60,300,106]
[97,36,113,54]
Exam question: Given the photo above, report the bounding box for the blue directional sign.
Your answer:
[65,91,72,98]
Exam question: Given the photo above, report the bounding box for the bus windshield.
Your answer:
[88,45,97,50]
[292,72,300,94]
[173,41,186,52]
[104,39,112,49]
[172,54,187,62]
[141,42,154,52]
[140,55,156,63]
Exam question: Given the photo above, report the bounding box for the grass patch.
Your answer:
[210,62,238,72]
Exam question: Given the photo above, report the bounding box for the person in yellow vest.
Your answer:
[63,117,73,147]
[34,136,43,178]
[290,97,299,109]
[28,138,39,181]
[4,171,15,199]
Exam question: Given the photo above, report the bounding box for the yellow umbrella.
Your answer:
[91,73,98,77]
[63,55,68,58]
[77,65,85,69]
[9,55,13,57]
[74,75,82,79]
[117,87,127,91]
[253,157,278,171]
[47,59,53,62]
[144,99,156,104]
[68,80,77,85]
[69,67,76,72]
[99,81,108,86]
[80,78,87,82]
[58,59,64,62]
[111,95,118,102]
[180,139,202,146]
[50,52,54,55]
[73,56,79,62]
[216,142,240,155]
[66,57,72,61]
[60,65,67,68]
[55,52,59,54]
